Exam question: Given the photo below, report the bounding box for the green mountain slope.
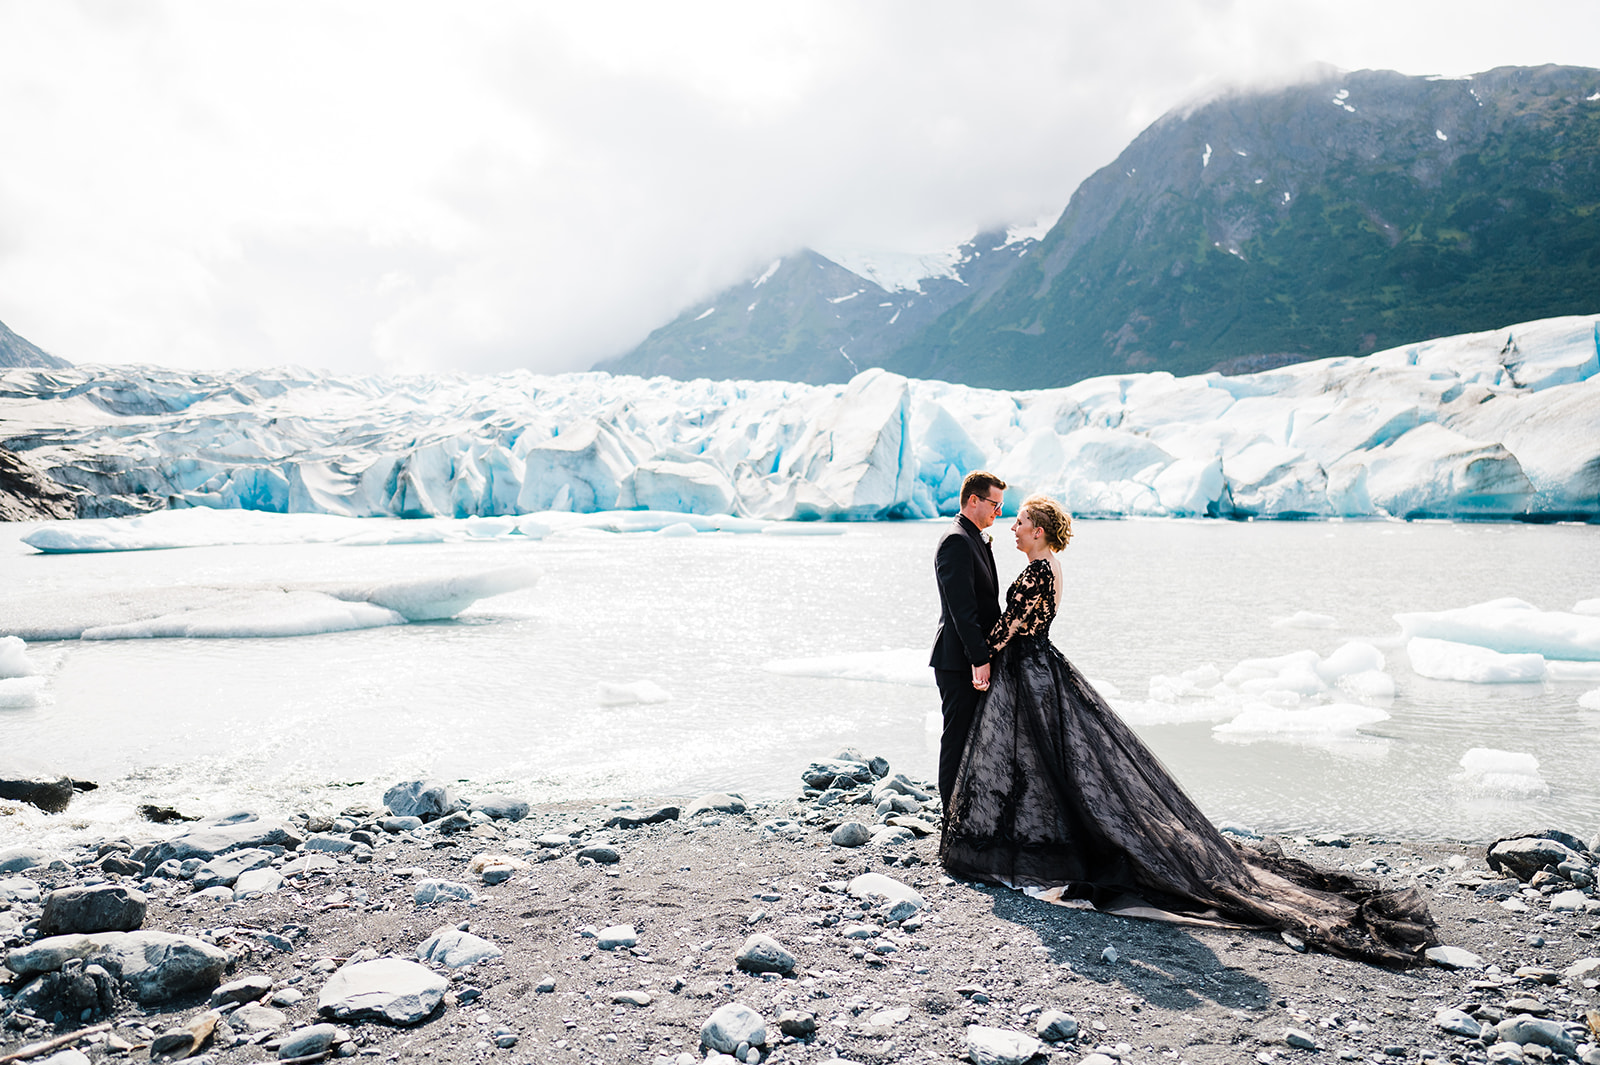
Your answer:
[887,65,1600,388]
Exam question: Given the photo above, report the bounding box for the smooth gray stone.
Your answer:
[212,973,274,1006]
[1284,1029,1317,1049]
[1496,1015,1576,1057]
[412,879,476,906]
[701,1003,766,1053]
[5,933,106,976]
[966,1025,1043,1065]
[470,796,529,821]
[88,930,231,1003]
[831,822,871,847]
[1435,1008,1482,1038]
[578,845,620,864]
[1036,1011,1079,1041]
[416,927,503,968]
[801,760,871,789]
[1488,837,1579,882]
[534,833,571,848]
[734,934,795,974]
[233,868,284,898]
[193,848,275,889]
[141,815,303,873]
[381,816,423,833]
[686,792,747,816]
[280,854,339,877]
[233,1004,288,1032]
[605,805,680,829]
[1486,1043,1527,1065]
[0,874,40,903]
[1548,889,1589,911]
[38,884,147,935]
[382,779,460,821]
[848,871,924,911]
[271,987,306,1007]
[612,990,652,1006]
[317,958,447,1026]
[776,1010,817,1038]
[0,846,51,873]
[597,924,637,951]
[278,1022,342,1058]
[1426,945,1485,970]
[302,835,357,853]
[432,812,475,835]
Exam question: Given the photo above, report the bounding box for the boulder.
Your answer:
[318,958,447,1026]
[966,1024,1043,1065]
[38,884,147,935]
[0,875,40,903]
[233,868,285,898]
[801,760,873,789]
[6,934,108,977]
[1487,836,1579,881]
[416,927,503,968]
[1435,1008,1482,1038]
[193,848,275,889]
[1496,1015,1576,1057]
[211,973,274,1006]
[701,1003,767,1053]
[140,813,303,874]
[0,846,52,873]
[1425,945,1485,970]
[470,795,530,821]
[382,779,461,822]
[734,934,795,975]
[278,1023,341,1058]
[686,793,746,816]
[0,773,76,813]
[597,925,637,951]
[87,930,231,1003]
[848,871,924,912]
[1036,1011,1080,1041]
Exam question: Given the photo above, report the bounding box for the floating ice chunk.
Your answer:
[597,680,671,706]
[0,636,38,678]
[1115,697,1242,726]
[1315,641,1385,683]
[1395,598,1600,661]
[514,517,553,539]
[80,591,406,640]
[654,522,698,537]
[1212,702,1391,741]
[1338,670,1396,703]
[0,676,48,709]
[760,523,846,536]
[1454,748,1548,799]
[1272,611,1338,630]
[1406,637,1546,683]
[1575,599,1600,616]
[1224,650,1328,697]
[764,649,933,687]
[1547,660,1600,682]
[1580,688,1600,710]
[325,567,540,622]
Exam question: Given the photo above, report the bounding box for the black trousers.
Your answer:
[935,667,983,810]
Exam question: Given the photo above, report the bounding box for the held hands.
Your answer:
[971,662,991,691]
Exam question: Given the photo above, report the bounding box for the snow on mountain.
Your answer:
[2,313,1596,533]
[811,245,966,295]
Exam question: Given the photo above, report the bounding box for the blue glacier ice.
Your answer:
[2,313,1597,537]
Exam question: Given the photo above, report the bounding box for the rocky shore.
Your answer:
[2,753,1599,1065]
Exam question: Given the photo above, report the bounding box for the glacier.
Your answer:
[1,313,1597,530]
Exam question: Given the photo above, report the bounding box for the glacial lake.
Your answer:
[1,515,1598,849]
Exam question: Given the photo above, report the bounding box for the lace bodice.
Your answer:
[989,558,1056,652]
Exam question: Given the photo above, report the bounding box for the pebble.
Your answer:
[277,1022,342,1059]
[612,990,653,1006]
[232,1004,288,1032]
[1433,1008,1482,1037]
[316,958,447,1025]
[415,927,503,968]
[1036,1010,1080,1041]
[412,879,476,906]
[578,845,621,864]
[211,973,274,1006]
[831,822,871,847]
[1426,945,1486,970]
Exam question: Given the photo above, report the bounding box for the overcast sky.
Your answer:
[1,1,1596,377]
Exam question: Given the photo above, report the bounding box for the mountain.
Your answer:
[605,65,1600,389]
[0,317,70,369]
[596,233,1035,384]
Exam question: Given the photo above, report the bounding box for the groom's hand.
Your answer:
[971,662,991,690]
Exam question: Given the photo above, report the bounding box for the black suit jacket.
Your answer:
[930,514,1002,671]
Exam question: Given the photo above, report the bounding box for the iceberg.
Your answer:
[2,313,1598,528]
[1453,748,1549,799]
[1405,637,1546,683]
[1395,598,1600,661]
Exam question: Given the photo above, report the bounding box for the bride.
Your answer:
[939,494,1436,966]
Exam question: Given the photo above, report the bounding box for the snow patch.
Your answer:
[752,259,782,287]
[1435,129,1448,141]
[693,307,715,321]
[1202,143,1212,167]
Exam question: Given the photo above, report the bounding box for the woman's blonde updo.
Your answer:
[1022,494,1074,551]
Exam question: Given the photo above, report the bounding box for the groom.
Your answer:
[930,470,1006,811]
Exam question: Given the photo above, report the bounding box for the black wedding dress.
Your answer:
[940,558,1436,967]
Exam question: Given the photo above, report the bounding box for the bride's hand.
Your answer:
[971,662,991,691]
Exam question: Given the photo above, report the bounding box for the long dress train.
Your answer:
[939,558,1436,967]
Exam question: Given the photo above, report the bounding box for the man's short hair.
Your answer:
[960,471,1007,507]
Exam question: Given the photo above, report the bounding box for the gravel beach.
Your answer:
[2,756,1598,1065]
